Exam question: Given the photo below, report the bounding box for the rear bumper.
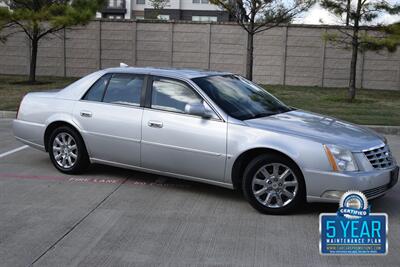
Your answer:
[306,166,399,203]
[13,119,46,151]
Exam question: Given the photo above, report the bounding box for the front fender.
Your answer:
[225,123,331,186]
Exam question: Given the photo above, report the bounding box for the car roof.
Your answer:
[103,66,231,79]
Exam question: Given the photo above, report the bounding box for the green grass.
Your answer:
[262,85,400,126]
[0,75,399,125]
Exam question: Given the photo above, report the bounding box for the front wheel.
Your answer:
[48,126,90,174]
[242,154,306,214]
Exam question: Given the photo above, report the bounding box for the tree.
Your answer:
[210,0,314,81]
[364,22,400,52]
[321,0,400,101]
[148,0,169,19]
[0,0,104,83]
[345,0,350,25]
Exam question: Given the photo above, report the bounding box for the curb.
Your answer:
[0,111,16,119]
[0,110,399,135]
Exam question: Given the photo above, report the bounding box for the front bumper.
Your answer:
[305,166,399,203]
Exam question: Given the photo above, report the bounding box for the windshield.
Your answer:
[192,75,291,120]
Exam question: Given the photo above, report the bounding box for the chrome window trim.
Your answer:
[79,98,144,111]
[80,72,146,106]
[142,106,223,122]
[78,71,227,121]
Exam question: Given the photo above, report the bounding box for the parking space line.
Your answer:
[0,145,28,158]
[31,177,128,265]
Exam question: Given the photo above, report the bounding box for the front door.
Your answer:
[141,76,227,182]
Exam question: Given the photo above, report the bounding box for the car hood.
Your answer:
[244,110,384,152]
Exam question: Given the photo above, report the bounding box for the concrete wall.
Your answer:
[0,26,30,75]
[0,20,399,90]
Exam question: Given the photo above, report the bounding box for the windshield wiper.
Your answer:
[245,108,291,120]
[247,112,276,120]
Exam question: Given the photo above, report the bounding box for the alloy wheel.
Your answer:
[251,163,298,208]
[52,132,78,169]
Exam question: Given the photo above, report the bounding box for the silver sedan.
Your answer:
[13,67,399,214]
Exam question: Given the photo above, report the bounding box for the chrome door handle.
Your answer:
[148,121,163,128]
[80,111,92,118]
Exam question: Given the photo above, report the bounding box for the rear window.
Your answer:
[83,73,144,106]
[83,74,111,102]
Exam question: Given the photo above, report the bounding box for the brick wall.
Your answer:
[0,20,399,90]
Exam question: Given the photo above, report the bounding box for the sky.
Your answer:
[294,1,400,25]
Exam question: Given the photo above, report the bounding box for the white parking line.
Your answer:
[0,145,29,158]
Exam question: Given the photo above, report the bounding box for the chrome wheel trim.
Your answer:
[52,132,78,169]
[251,163,298,208]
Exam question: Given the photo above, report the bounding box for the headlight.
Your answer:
[323,144,358,172]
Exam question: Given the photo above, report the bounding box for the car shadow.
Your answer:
[84,163,348,215]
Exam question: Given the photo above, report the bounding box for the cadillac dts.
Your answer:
[13,67,399,214]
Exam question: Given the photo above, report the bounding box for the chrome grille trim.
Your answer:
[363,145,393,169]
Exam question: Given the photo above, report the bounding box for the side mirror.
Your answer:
[185,102,212,118]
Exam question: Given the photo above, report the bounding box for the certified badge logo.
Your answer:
[319,191,388,255]
[338,191,370,219]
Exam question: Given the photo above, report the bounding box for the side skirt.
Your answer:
[90,157,234,189]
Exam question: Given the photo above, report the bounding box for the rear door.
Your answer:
[73,73,145,166]
[140,76,227,182]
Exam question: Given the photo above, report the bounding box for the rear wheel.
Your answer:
[48,126,89,174]
[242,154,305,214]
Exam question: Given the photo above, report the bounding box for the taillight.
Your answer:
[16,95,24,119]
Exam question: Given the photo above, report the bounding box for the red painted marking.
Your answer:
[68,177,120,184]
[0,173,68,181]
[0,173,191,188]
[0,173,123,184]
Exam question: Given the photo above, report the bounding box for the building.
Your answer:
[100,0,230,22]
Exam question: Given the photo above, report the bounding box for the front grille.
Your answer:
[363,145,393,169]
[363,184,390,199]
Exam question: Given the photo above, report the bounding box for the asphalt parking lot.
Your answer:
[0,118,399,267]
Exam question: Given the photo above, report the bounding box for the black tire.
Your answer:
[48,126,90,174]
[242,153,306,215]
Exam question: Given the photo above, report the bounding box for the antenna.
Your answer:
[120,62,129,67]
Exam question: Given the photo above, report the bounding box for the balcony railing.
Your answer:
[106,0,125,9]
[101,0,127,14]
